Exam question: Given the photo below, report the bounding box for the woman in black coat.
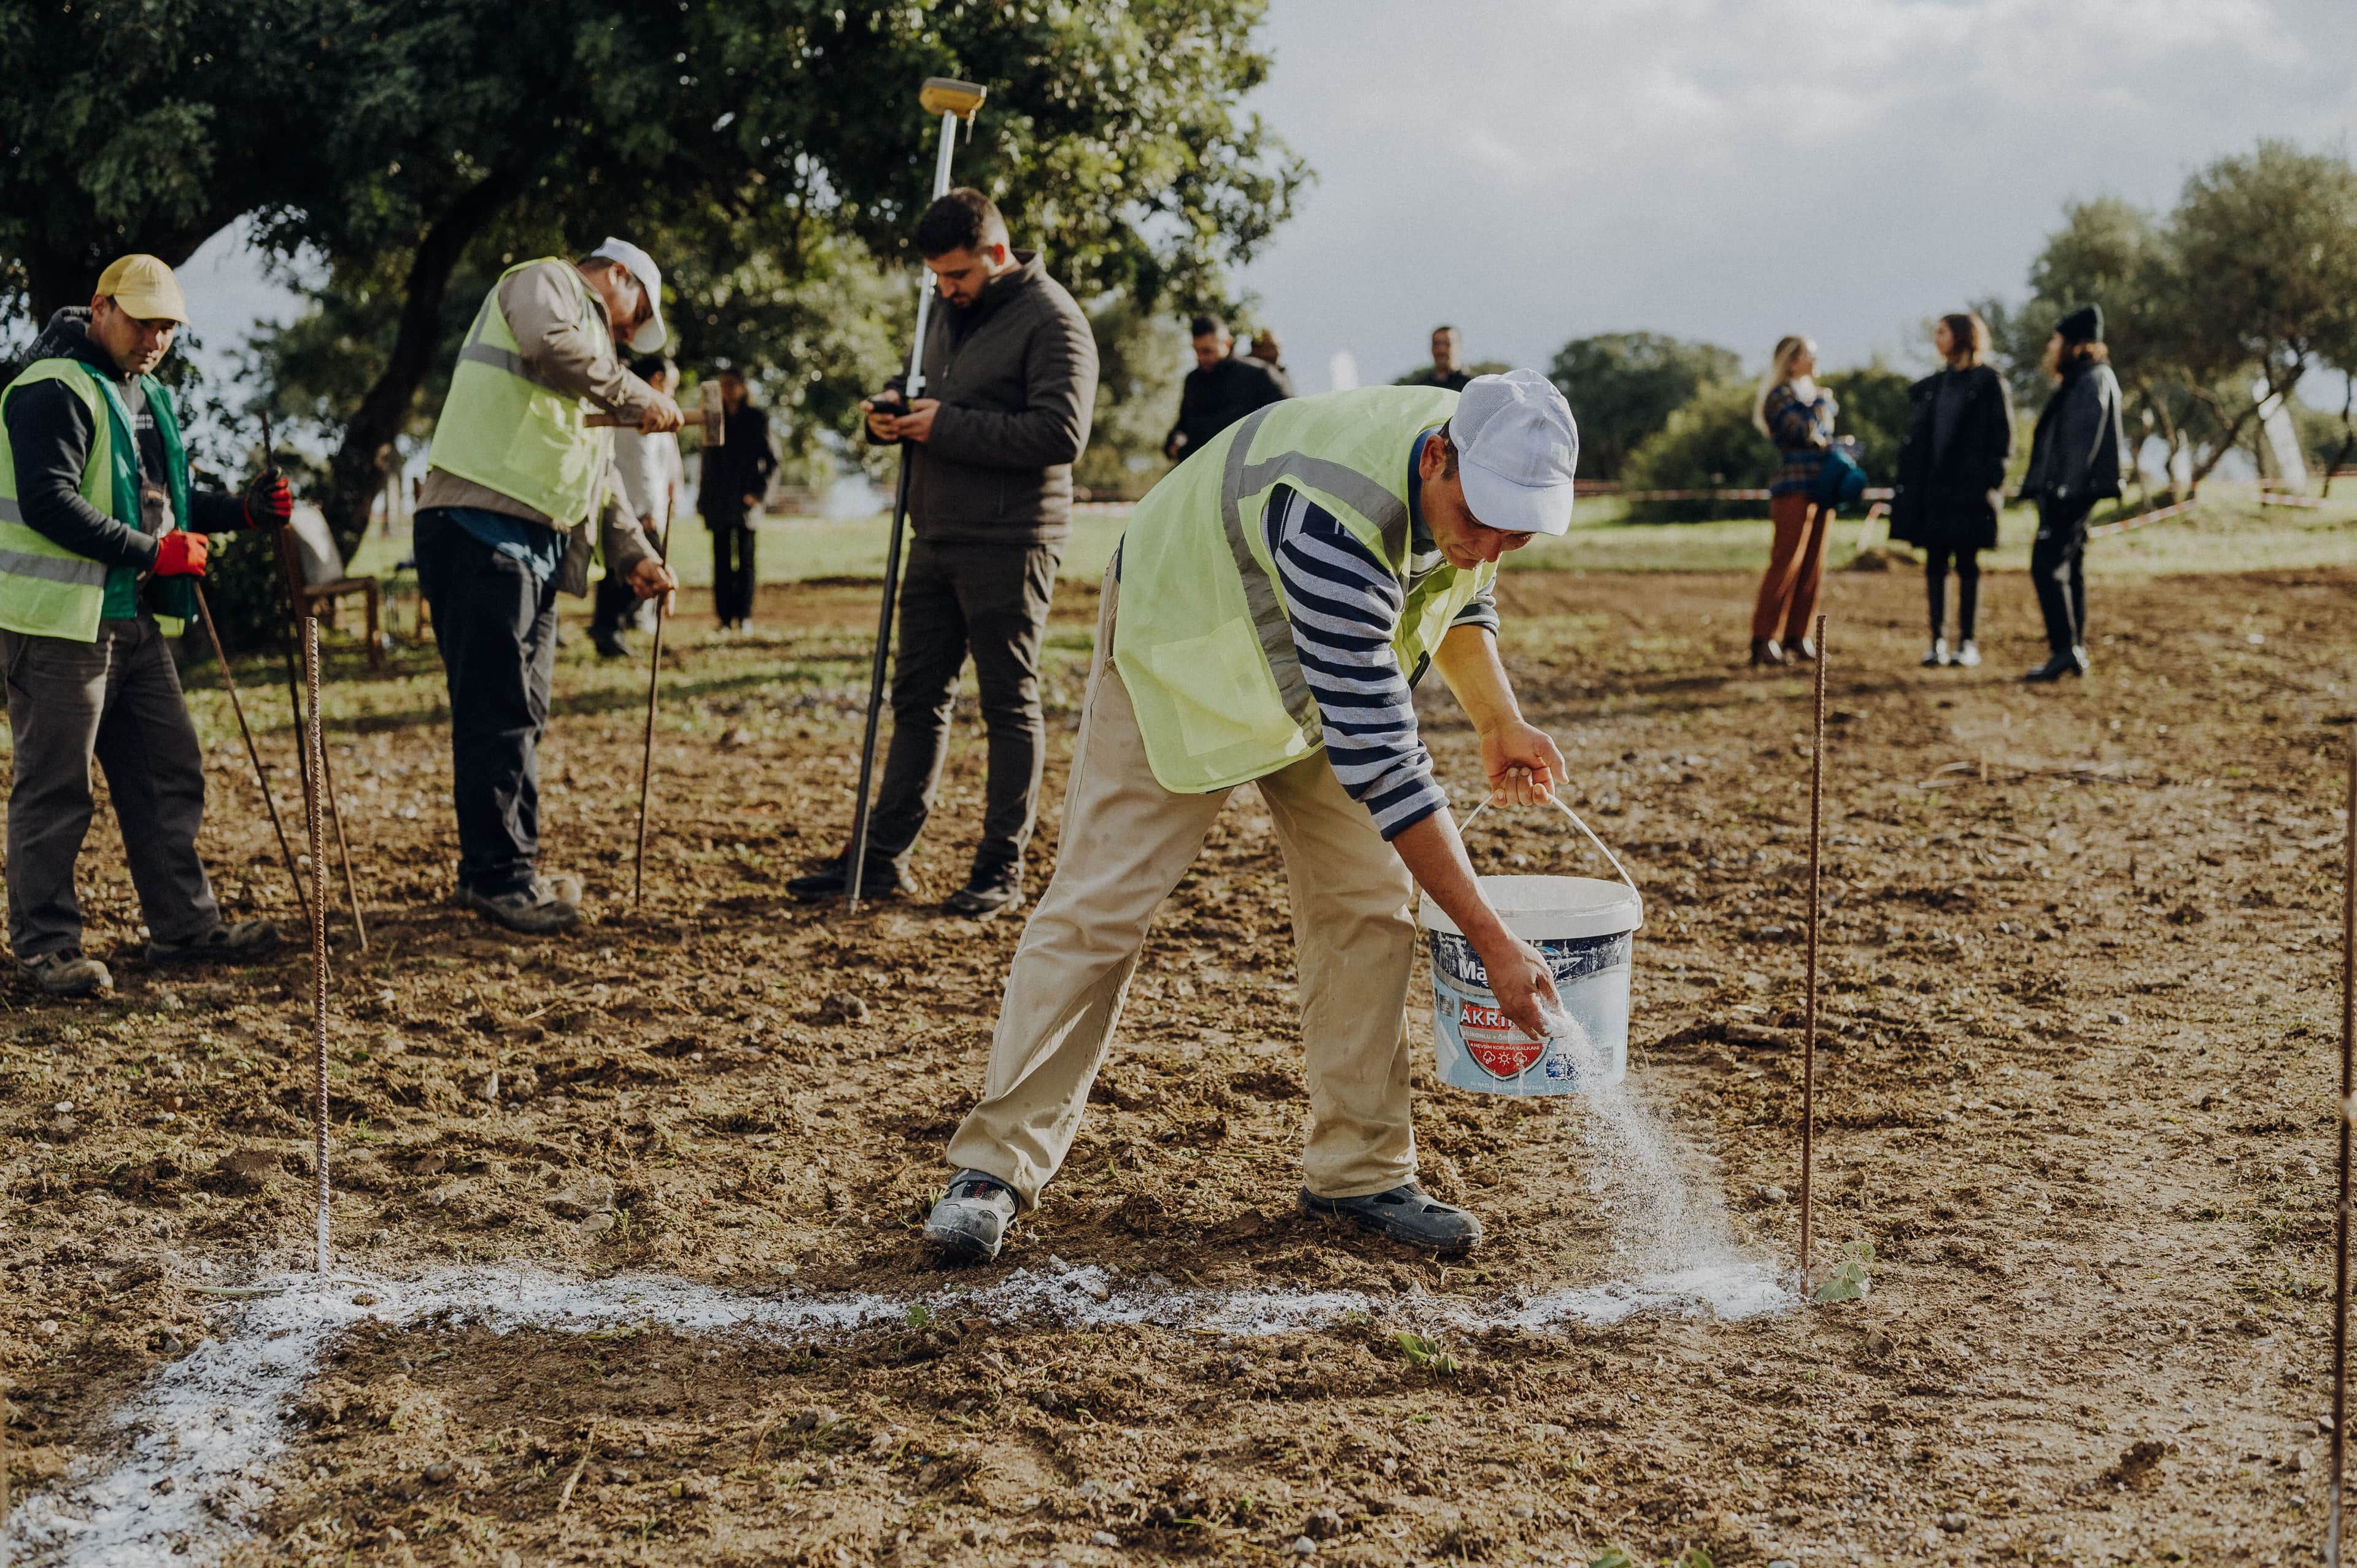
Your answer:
[1888,312,2012,668]
[2018,305,2128,682]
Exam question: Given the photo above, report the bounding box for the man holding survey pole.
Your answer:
[924,370,1582,1261]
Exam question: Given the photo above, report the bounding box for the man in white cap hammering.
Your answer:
[416,238,682,933]
[924,369,1582,1260]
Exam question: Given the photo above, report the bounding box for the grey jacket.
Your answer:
[417,259,662,596]
[880,250,1099,547]
[2022,362,2128,506]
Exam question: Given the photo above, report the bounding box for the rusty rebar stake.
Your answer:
[301,615,332,1274]
[2333,741,2353,1562]
[1800,612,1826,1299]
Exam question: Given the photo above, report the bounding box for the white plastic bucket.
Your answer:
[1420,800,1643,1097]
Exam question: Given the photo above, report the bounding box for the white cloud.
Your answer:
[1239,0,2357,383]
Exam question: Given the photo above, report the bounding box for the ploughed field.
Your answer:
[1,559,2347,1566]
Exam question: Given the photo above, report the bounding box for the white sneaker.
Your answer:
[1922,638,1949,668]
[1953,639,1981,668]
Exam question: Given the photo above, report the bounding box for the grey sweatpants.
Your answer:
[3,616,219,957]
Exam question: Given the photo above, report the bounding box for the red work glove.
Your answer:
[152,532,209,577]
[242,469,293,531]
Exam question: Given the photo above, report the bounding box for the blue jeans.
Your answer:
[414,509,560,895]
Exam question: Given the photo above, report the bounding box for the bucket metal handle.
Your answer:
[1457,791,1639,894]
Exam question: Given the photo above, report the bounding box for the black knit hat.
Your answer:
[2056,304,2104,346]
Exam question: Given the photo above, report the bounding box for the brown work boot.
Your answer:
[460,873,583,935]
[17,949,113,998]
[147,919,281,965]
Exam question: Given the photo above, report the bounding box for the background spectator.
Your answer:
[1163,313,1289,463]
[1890,312,2013,669]
[698,368,776,634]
[1747,334,1838,667]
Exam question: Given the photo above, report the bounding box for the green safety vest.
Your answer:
[1112,386,1496,794]
[425,257,614,527]
[0,358,193,642]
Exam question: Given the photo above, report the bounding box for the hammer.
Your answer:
[587,378,725,445]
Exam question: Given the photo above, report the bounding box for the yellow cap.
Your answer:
[95,255,188,324]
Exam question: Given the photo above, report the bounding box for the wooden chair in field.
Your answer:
[276,504,384,668]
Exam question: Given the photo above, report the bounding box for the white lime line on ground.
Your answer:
[4,1257,1791,1567]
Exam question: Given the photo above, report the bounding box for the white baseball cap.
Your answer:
[586,236,667,353]
[1446,368,1580,536]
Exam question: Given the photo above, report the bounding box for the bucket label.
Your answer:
[1457,998,1543,1079]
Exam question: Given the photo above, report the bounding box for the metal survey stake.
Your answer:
[301,614,333,1273]
[2334,740,2354,1564]
[260,413,369,950]
[192,582,312,926]
[1800,613,1826,1297]
[845,75,987,911]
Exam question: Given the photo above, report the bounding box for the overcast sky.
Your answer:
[177,0,2357,400]
[1236,0,2357,389]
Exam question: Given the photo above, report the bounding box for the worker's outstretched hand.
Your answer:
[1480,718,1565,807]
[625,555,676,602]
[1471,928,1560,1045]
[152,532,209,577]
[241,470,293,531]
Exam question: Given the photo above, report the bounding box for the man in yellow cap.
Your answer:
[0,255,293,997]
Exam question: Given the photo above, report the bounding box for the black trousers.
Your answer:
[710,523,757,626]
[590,560,651,638]
[868,538,1060,877]
[1924,545,1981,639]
[2030,498,2093,657]
[414,511,559,897]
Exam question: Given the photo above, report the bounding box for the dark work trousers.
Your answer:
[2029,498,2094,657]
[710,523,757,626]
[413,511,559,897]
[1924,545,1981,639]
[590,560,652,639]
[867,538,1061,879]
[2,615,221,957]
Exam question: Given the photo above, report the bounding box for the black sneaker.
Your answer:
[1301,1181,1484,1254]
[784,852,903,903]
[145,919,280,966]
[2021,647,2089,683]
[944,862,1023,919]
[923,1170,1019,1261]
[590,625,632,660]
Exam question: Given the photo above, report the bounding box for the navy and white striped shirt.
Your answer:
[1265,446,1497,841]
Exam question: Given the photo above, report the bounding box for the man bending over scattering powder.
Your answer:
[923,371,1584,1261]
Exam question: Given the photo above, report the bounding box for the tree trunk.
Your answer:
[319,171,525,557]
[2326,380,2355,500]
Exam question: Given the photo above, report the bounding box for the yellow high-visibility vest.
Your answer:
[0,358,192,641]
[425,258,614,527]
[1112,387,1495,793]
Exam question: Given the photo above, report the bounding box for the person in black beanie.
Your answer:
[2018,304,2126,682]
[1889,312,2013,668]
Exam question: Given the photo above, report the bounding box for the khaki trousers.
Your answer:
[945,566,1420,1207]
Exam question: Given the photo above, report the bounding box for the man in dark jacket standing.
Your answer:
[788,188,1099,916]
[0,256,290,996]
[695,369,778,633]
[1163,314,1288,465]
[2019,306,2127,682]
[1406,325,1473,392]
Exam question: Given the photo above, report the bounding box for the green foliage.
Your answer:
[1391,1330,1460,1376]
[1621,380,1773,518]
[1075,295,1188,500]
[1547,332,1743,481]
[1813,1238,1875,1303]
[3,0,1308,555]
[1819,365,1910,484]
[1589,1549,1711,1568]
[2000,140,2357,493]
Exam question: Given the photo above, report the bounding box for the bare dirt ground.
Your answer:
[1,558,2348,1566]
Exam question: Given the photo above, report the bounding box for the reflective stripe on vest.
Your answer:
[1112,386,1494,794]
[425,258,615,526]
[0,360,145,640]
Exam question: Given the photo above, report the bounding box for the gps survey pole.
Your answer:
[845,75,986,912]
